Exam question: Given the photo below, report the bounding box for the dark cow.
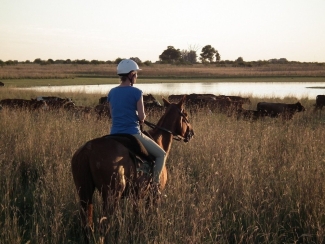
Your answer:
[36,96,75,110]
[168,94,187,103]
[207,97,244,116]
[314,95,325,111]
[0,98,48,111]
[168,93,217,103]
[36,96,73,102]
[39,98,75,110]
[69,106,94,119]
[0,81,4,86]
[168,94,247,115]
[168,93,218,113]
[99,96,108,104]
[61,101,76,111]
[144,100,164,115]
[99,94,158,105]
[257,101,305,119]
[94,103,110,119]
[218,95,251,105]
[143,94,159,103]
[187,96,220,113]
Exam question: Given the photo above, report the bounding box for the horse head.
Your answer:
[161,95,194,143]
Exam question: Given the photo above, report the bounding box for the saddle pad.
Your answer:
[103,134,154,162]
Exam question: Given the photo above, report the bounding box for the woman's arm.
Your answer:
[137,96,146,123]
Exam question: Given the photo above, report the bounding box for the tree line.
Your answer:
[0,45,323,67]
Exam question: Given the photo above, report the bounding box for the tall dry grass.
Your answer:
[1,90,325,243]
[1,63,325,79]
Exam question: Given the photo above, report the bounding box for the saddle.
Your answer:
[102,134,155,175]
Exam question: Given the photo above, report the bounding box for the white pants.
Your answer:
[132,132,166,184]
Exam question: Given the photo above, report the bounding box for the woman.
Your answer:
[107,59,166,197]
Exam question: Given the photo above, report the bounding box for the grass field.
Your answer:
[1,62,325,80]
[1,87,325,243]
[2,76,325,88]
[1,63,325,89]
[1,63,325,243]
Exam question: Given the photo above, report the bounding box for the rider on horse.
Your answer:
[107,59,166,198]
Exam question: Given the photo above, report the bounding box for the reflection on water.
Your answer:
[21,82,325,99]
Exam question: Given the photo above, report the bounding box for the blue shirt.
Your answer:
[107,86,142,134]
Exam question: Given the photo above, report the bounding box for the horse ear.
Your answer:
[177,95,186,107]
[162,97,171,107]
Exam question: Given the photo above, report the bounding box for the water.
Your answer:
[21,82,325,99]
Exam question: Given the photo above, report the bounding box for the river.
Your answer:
[21,81,325,99]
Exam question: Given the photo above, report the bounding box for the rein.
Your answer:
[143,118,185,142]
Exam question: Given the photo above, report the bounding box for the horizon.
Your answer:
[1,0,325,63]
[1,57,324,64]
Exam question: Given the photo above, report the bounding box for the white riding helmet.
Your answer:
[117,59,141,75]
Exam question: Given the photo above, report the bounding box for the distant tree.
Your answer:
[233,57,245,67]
[181,50,197,64]
[34,58,42,64]
[75,59,90,64]
[279,58,288,64]
[143,60,152,66]
[159,46,182,63]
[236,57,244,63]
[215,51,221,62]
[65,59,72,64]
[129,57,142,64]
[181,50,188,62]
[91,59,100,65]
[182,44,200,64]
[269,58,288,64]
[54,59,64,64]
[188,50,198,64]
[0,60,4,67]
[25,60,31,64]
[200,45,216,63]
[47,59,54,64]
[5,60,16,65]
[114,58,123,64]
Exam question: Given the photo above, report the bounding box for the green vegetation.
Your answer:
[1,62,325,88]
[2,77,325,88]
[1,88,325,243]
[1,62,325,81]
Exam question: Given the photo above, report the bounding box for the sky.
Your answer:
[1,0,325,63]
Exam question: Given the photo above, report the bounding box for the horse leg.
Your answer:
[71,143,96,241]
[99,166,126,243]
[74,163,95,242]
[78,184,95,243]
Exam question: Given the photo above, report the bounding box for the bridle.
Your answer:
[143,109,193,142]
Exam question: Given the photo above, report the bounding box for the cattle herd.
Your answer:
[0,94,164,120]
[168,93,309,120]
[1,93,325,121]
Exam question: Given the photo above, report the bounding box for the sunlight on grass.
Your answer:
[1,89,325,243]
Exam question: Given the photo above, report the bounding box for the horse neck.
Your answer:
[148,104,182,154]
[149,130,174,154]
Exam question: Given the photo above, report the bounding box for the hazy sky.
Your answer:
[1,0,325,62]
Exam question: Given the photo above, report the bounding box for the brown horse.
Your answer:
[71,96,194,238]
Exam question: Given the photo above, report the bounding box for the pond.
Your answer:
[21,81,325,99]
